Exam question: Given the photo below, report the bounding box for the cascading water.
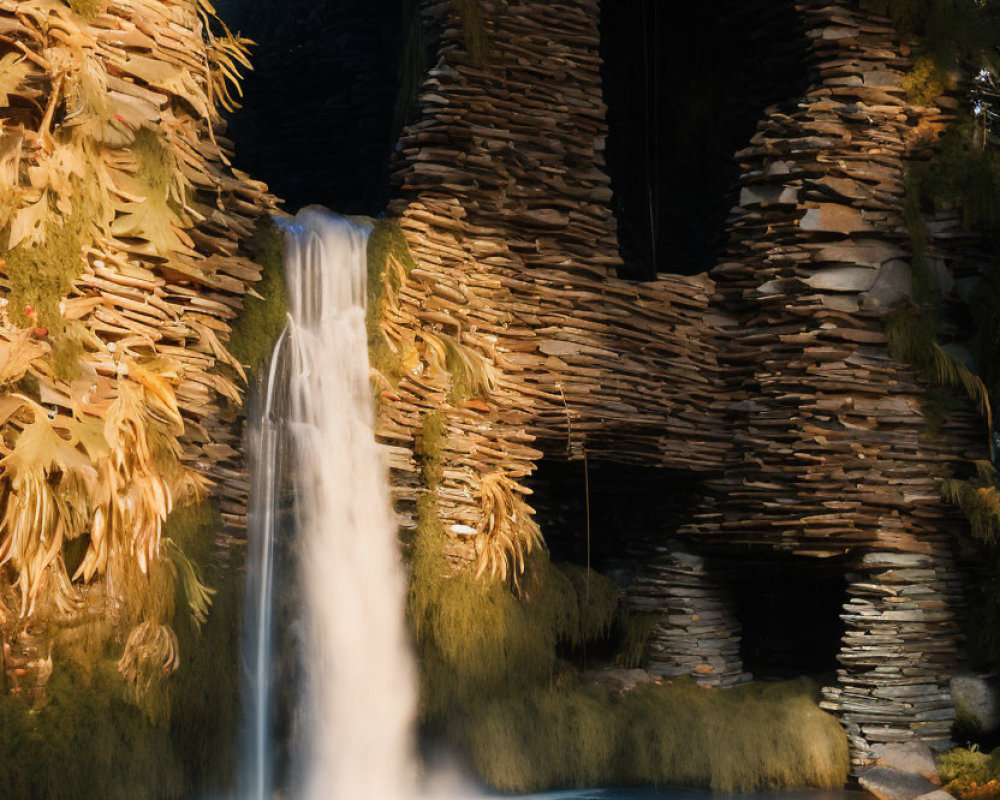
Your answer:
[242,207,418,800]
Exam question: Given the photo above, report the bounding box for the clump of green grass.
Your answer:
[614,611,660,669]
[228,215,288,380]
[408,494,617,718]
[408,498,847,793]
[457,677,849,794]
[555,563,620,647]
[0,661,185,800]
[939,746,1000,796]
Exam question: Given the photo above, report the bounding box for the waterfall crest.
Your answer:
[242,207,418,800]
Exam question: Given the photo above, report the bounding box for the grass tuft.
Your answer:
[939,746,1000,798]
[457,677,849,793]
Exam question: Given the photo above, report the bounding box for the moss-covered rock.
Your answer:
[0,497,242,800]
[365,217,416,386]
[939,746,1000,799]
[228,215,288,380]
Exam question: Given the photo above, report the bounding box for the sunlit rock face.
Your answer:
[0,0,991,793]
[361,0,984,772]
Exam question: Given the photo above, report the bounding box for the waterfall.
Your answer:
[242,207,418,800]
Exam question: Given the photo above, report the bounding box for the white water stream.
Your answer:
[242,207,418,800]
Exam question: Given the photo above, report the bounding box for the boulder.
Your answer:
[872,742,939,783]
[952,674,1000,734]
[863,259,912,309]
[859,767,937,800]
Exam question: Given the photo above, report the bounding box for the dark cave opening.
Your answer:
[528,460,848,680]
[526,458,705,585]
[599,0,810,280]
[217,0,408,215]
[716,552,849,681]
[217,0,811,253]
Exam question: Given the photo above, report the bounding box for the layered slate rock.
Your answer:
[625,543,749,688]
[372,0,984,771]
[375,0,731,565]
[677,0,983,767]
[860,767,938,800]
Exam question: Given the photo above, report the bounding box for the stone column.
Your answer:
[627,543,750,688]
[821,551,961,772]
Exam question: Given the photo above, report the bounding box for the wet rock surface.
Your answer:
[859,767,938,800]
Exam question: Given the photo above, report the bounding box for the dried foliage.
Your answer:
[117,621,180,707]
[884,308,993,432]
[474,471,544,587]
[943,461,1000,545]
[0,0,271,695]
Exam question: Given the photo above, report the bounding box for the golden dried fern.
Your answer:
[0,0,268,698]
[474,472,545,588]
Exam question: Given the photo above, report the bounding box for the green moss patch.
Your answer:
[228,215,288,380]
[939,746,1000,798]
[5,200,89,335]
[408,495,610,718]
[66,0,102,18]
[366,218,416,386]
[415,412,447,488]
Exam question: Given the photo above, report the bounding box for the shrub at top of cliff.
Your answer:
[861,0,1000,67]
[0,0,271,708]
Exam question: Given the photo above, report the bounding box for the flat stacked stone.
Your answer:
[372,0,985,768]
[626,544,750,688]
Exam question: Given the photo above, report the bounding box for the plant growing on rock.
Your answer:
[0,0,271,705]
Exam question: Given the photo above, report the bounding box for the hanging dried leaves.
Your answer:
[0,0,273,692]
[474,472,543,588]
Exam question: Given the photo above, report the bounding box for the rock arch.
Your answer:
[373,0,984,769]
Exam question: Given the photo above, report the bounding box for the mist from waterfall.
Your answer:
[241,207,418,800]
